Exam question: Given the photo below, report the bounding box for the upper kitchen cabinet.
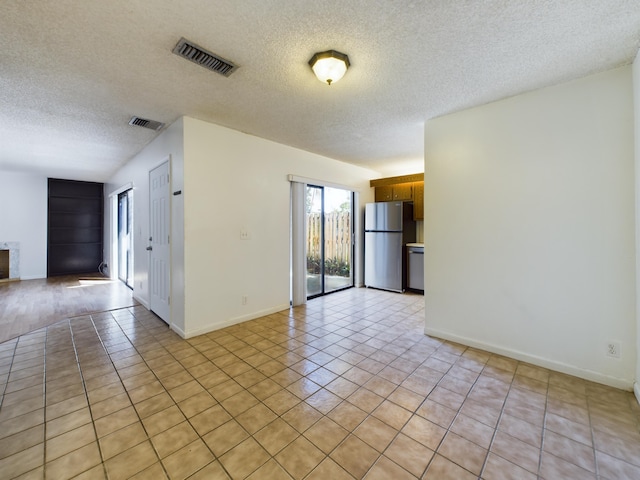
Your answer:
[392,183,413,201]
[374,184,413,202]
[370,173,424,221]
[413,182,424,220]
[374,185,392,202]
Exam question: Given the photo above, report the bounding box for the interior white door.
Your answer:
[149,161,170,323]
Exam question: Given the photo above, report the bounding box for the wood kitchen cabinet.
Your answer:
[392,183,413,201]
[374,185,392,201]
[413,182,424,220]
[374,183,413,202]
[370,173,424,220]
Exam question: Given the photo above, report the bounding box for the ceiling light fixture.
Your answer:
[308,50,350,85]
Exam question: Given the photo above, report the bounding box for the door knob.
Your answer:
[146,246,153,251]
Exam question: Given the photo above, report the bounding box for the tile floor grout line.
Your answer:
[86,311,144,478]
[313,295,620,478]
[110,308,240,479]
[335,304,429,468]
[173,337,250,477]
[249,292,624,476]
[37,320,51,479]
[199,311,376,478]
[586,393,600,479]
[210,325,310,473]
[147,330,229,478]
[92,309,173,479]
[0,336,19,409]
[479,361,535,479]
[202,322,314,478]
[76,313,145,472]
[538,384,550,479]
[373,342,457,479]
[275,312,440,478]
[421,343,491,479]
[61,315,108,479]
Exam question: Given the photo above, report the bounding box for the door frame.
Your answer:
[109,182,133,282]
[306,184,325,299]
[148,158,171,324]
[117,188,134,289]
[306,184,355,300]
[289,174,364,306]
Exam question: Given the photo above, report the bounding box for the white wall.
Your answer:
[633,49,640,401]
[182,117,377,337]
[424,66,636,389]
[106,116,378,339]
[0,171,47,279]
[104,118,185,330]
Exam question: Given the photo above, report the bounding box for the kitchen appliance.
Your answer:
[364,201,416,292]
[407,243,424,293]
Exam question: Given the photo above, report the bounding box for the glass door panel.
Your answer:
[117,189,133,289]
[306,185,353,299]
[306,186,323,297]
[323,187,352,293]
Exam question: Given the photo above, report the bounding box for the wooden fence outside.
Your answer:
[307,211,351,264]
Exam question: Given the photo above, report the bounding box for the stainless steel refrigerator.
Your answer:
[364,201,416,292]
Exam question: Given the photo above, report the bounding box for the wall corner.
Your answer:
[633,47,640,401]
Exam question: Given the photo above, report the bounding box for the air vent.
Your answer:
[128,117,165,131]
[172,37,237,77]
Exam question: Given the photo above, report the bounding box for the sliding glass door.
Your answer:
[117,189,133,289]
[306,185,353,298]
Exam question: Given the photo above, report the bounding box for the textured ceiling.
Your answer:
[1,1,639,181]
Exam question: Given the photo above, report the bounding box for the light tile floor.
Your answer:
[1,288,639,479]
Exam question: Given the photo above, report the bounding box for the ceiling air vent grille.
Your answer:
[128,117,165,131]
[172,38,237,77]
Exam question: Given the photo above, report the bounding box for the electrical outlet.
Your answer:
[242,295,248,305]
[240,229,251,240]
[606,341,621,358]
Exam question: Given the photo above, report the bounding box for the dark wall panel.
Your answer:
[48,179,104,276]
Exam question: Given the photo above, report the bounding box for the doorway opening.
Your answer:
[306,185,353,299]
[47,179,104,276]
[117,189,133,289]
[0,250,8,280]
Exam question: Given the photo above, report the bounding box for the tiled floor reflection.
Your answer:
[0,288,639,479]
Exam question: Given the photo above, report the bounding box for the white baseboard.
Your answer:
[133,294,150,310]
[170,323,187,339]
[634,382,640,406]
[424,326,634,391]
[181,303,290,339]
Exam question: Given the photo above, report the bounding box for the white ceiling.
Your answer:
[1,1,639,181]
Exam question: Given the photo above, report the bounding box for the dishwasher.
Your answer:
[407,244,424,293]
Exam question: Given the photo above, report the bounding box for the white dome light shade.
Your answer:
[308,50,350,85]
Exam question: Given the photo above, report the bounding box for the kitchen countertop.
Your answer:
[406,243,424,248]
